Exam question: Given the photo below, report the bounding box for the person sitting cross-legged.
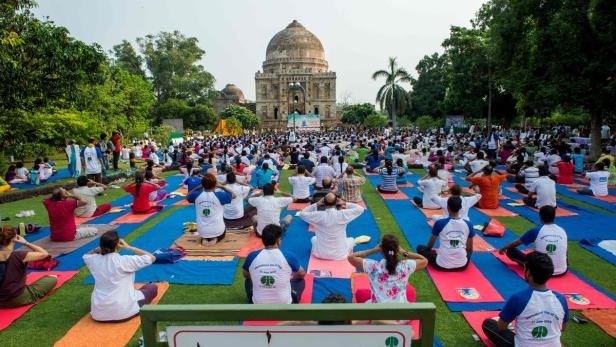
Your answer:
[348,234,427,304]
[482,252,568,347]
[248,183,293,237]
[522,165,556,209]
[498,205,568,276]
[578,162,610,197]
[43,187,96,242]
[72,176,112,218]
[416,196,474,271]
[288,165,315,203]
[299,193,364,260]
[243,224,305,304]
[413,166,447,209]
[311,177,339,204]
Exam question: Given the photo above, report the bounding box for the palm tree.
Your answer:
[372,57,411,128]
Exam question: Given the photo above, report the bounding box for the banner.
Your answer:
[287,114,320,130]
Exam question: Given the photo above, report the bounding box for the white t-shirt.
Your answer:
[431,195,481,221]
[248,196,293,234]
[469,159,489,173]
[83,253,152,321]
[432,217,475,269]
[299,202,364,260]
[149,152,160,165]
[417,177,447,209]
[72,186,104,217]
[82,146,102,174]
[223,184,251,220]
[332,162,349,178]
[586,171,610,196]
[529,176,556,208]
[312,164,336,188]
[520,224,568,275]
[243,248,301,304]
[288,176,315,200]
[189,190,233,238]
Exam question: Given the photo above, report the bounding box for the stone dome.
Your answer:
[220,83,245,102]
[263,20,328,72]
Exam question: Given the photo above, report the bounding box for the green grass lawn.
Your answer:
[0,168,614,346]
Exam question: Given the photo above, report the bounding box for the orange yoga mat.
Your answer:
[112,209,159,224]
[513,200,578,217]
[173,199,190,206]
[583,309,616,338]
[476,207,518,217]
[379,190,409,200]
[287,202,310,211]
[236,232,264,258]
[411,201,443,219]
[74,216,96,225]
[54,282,169,347]
[398,182,414,188]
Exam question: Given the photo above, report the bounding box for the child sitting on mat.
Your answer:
[83,231,158,322]
[482,252,568,347]
[144,170,168,202]
[348,234,427,304]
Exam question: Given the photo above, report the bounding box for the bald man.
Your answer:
[299,193,365,260]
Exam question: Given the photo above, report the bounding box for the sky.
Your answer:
[34,0,486,104]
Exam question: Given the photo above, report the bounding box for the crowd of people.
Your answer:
[0,123,614,345]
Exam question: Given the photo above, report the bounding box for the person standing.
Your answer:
[65,140,82,178]
[81,137,105,183]
[111,130,122,171]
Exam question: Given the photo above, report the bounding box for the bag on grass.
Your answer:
[27,256,59,271]
[153,247,186,264]
[482,218,505,237]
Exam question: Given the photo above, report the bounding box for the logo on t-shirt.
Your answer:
[385,336,399,347]
[450,239,460,247]
[457,287,480,300]
[202,208,211,217]
[260,275,275,287]
[531,325,548,339]
[566,293,590,305]
[545,244,557,253]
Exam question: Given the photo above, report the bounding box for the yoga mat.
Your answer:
[31,224,116,258]
[311,278,352,304]
[398,182,414,188]
[53,283,169,347]
[236,232,264,258]
[0,271,78,331]
[509,199,578,216]
[307,254,356,279]
[411,201,443,219]
[579,238,616,266]
[111,209,159,224]
[10,168,71,190]
[174,229,250,257]
[173,199,190,206]
[379,190,409,200]
[492,251,616,310]
[74,216,96,225]
[462,311,504,347]
[476,207,518,217]
[426,263,504,303]
[287,202,310,211]
[583,309,616,338]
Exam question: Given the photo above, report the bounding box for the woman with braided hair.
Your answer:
[123,171,163,214]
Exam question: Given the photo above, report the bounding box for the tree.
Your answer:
[341,103,376,126]
[478,0,616,159]
[410,53,448,118]
[153,99,217,130]
[363,114,388,129]
[137,31,215,104]
[111,40,145,78]
[372,57,411,128]
[219,105,260,129]
[415,115,436,131]
[224,116,242,133]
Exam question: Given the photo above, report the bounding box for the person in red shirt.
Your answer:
[111,129,122,171]
[124,171,164,213]
[554,156,574,185]
[43,188,90,241]
[466,166,506,209]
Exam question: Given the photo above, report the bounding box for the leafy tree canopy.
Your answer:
[363,114,388,129]
[219,105,260,129]
[341,103,376,125]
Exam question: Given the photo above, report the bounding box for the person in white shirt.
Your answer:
[578,162,610,197]
[498,205,568,276]
[515,160,540,194]
[81,137,104,183]
[545,149,561,175]
[223,172,255,229]
[417,197,475,271]
[312,157,336,189]
[430,185,481,221]
[482,252,568,347]
[413,167,448,209]
[523,166,556,208]
[187,174,236,246]
[243,224,305,304]
[319,144,331,158]
[148,150,160,166]
[332,155,349,178]
[288,166,316,203]
[299,193,364,260]
[72,176,112,218]
[248,183,293,236]
[83,231,157,322]
[466,151,489,175]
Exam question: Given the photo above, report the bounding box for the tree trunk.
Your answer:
[589,110,602,161]
[391,87,397,129]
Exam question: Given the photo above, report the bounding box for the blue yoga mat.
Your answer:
[10,168,71,190]
[579,238,616,266]
[312,277,352,304]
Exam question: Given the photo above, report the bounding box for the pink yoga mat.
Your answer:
[0,271,78,331]
[512,199,578,217]
[379,191,409,200]
[307,255,356,279]
[112,209,158,224]
[350,273,421,339]
[287,202,310,211]
[492,251,616,310]
[236,233,264,258]
[476,207,518,217]
[462,311,510,347]
[426,263,503,303]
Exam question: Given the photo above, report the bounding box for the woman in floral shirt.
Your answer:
[348,234,427,303]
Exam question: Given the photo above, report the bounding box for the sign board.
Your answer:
[167,325,412,347]
[287,114,320,130]
[163,119,184,132]
[445,115,464,128]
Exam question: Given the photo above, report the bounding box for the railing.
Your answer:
[140,303,436,347]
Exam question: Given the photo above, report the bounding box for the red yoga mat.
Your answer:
[476,207,518,217]
[307,254,356,279]
[462,311,510,347]
[287,202,310,211]
[379,190,409,200]
[236,232,264,258]
[0,271,78,331]
[111,209,159,224]
[512,200,578,217]
[492,251,616,310]
[426,263,504,303]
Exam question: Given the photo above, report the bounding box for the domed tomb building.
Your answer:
[255,20,337,129]
[213,83,256,115]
